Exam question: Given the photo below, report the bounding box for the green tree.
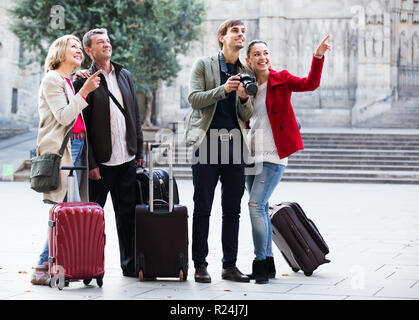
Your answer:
[9,0,206,127]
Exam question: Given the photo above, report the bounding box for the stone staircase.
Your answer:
[153,131,419,184]
[355,98,419,129]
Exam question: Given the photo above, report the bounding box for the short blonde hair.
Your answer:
[44,35,83,73]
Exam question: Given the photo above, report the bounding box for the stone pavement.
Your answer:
[0,179,418,301]
[0,129,419,303]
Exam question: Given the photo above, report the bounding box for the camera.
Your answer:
[226,72,258,96]
[238,73,258,96]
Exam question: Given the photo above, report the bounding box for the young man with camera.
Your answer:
[184,19,254,283]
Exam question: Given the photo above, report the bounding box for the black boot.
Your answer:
[251,259,268,284]
[266,256,276,279]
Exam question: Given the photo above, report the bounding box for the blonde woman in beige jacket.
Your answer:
[31,35,101,285]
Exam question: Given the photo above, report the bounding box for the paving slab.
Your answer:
[1,128,419,302]
[0,179,418,301]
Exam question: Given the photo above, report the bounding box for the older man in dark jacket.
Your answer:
[73,28,144,277]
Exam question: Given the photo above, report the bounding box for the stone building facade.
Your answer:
[0,0,418,130]
[156,0,419,129]
[0,0,41,129]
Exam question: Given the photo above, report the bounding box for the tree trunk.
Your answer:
[142,95,153,128]
[142,88,159,129]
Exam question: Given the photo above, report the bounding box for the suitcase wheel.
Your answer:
[139,269,144,281]
[304,271,313,277]
[83,279,92,286]
[292,267,300,273]
[49,277,67,290]
[179,269,185,281]
[96,275,104,287]
[179,266,188,281]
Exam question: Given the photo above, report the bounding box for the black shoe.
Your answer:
[247,257,275,279]
[251,260,269,284]
[195,264,211,283]
[266,256,276,279]
[222,266,250,283]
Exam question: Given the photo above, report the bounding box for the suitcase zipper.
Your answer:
[289,223,311,254]
[284,202,329,255]
[287,216,320,266]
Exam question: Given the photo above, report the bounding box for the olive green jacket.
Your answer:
[183,55,254,149]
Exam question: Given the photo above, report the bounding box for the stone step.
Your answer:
[161,147,419,155]
[290,158,419,165]
[301,137,419,143]
[161,131,419,184]
[301,134,419,140]
[282,169,419,179]
[297,148,419,156]
[301,144,419,150]
[286,164,419,171]
[156,159,419,169]
[0,128,28,140]
[292,154,419,161]
[168,174,419,184]
[157,166,419,178]
[280,176,419,184]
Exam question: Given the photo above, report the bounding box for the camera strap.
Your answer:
[218,52,239,77]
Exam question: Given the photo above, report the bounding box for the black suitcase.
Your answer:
[136,167,180,205]
[270,202,330,276]
[135,143,188,281]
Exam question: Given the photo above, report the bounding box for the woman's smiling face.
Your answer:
[246,42,271,74]
[63,39,84,69]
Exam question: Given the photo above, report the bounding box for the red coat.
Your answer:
[266,55,324,159]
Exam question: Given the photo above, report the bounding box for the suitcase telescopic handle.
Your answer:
[148,142,173,213]
[61,166,87,175]
[60,166,87,202]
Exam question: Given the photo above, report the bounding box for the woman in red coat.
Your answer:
[245,35,330,284]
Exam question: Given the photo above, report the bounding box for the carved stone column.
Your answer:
[351,0,393,126]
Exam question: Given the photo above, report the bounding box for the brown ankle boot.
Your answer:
[30,262,50,286]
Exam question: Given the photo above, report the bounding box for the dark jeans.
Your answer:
[191,134,245,269]
[89,159,137,274]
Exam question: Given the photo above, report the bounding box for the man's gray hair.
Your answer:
[82,28,108,48]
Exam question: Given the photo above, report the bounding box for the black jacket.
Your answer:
[73,61,144,169]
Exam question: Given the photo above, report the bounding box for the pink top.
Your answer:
[65,78,85,133]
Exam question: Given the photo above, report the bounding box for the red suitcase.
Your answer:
[48,167,105,290]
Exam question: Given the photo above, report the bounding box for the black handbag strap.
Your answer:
[58,127,74,157]
[108,89,125,117]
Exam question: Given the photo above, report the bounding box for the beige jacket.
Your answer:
[36,70,89,203]
[184,55,254,149]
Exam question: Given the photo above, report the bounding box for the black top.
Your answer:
[209,54,240,131]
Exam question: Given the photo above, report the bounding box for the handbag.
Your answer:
[30,128,73,193]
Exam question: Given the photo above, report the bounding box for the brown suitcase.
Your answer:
[135,143,188,281]
[270,202,330,276]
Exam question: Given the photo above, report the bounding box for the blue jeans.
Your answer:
[245,162,285,261]
[37,138,84,265]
